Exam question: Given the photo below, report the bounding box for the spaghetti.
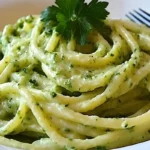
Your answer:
[0,15,150,150]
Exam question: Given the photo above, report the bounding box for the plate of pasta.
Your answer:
[0,0,150,150]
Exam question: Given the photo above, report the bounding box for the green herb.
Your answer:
[105,128,111,132]
[62,55,65,60]
[130,82,133,88]
[127,126,135,132]
[132,63,136,67]
[64,128,71,132]
[29,79,38,86]
[115,72,120,76]
[17,110,22,119]
[70,64,74,68]
[110,53,114,57]
[50,92,57,98]
[124,76,128,82]
[36,102,40,106]
[51,53,58,63]
[12,29,19,36]
[83,72,92,79]
[40,106,43,111]
[22,68,28,73]
[124,123,128,128]
[41,0,110,45]
[65,104,69,107]
[7,98,12,109]
[27,117,31,121]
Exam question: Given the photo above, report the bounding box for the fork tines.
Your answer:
[126,8,150,27]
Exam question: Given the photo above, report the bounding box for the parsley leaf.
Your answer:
[41,0,110,45]
[56,0,79,18]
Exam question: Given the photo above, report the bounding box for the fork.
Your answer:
[126,8,150,28]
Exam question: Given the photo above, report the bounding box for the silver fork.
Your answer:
[126,8,150,28]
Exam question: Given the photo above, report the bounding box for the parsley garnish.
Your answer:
[41,0,110,45]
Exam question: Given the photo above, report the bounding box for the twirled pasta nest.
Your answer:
[0,16,150,150]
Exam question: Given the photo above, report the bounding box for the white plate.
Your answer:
[0,0,150,149]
